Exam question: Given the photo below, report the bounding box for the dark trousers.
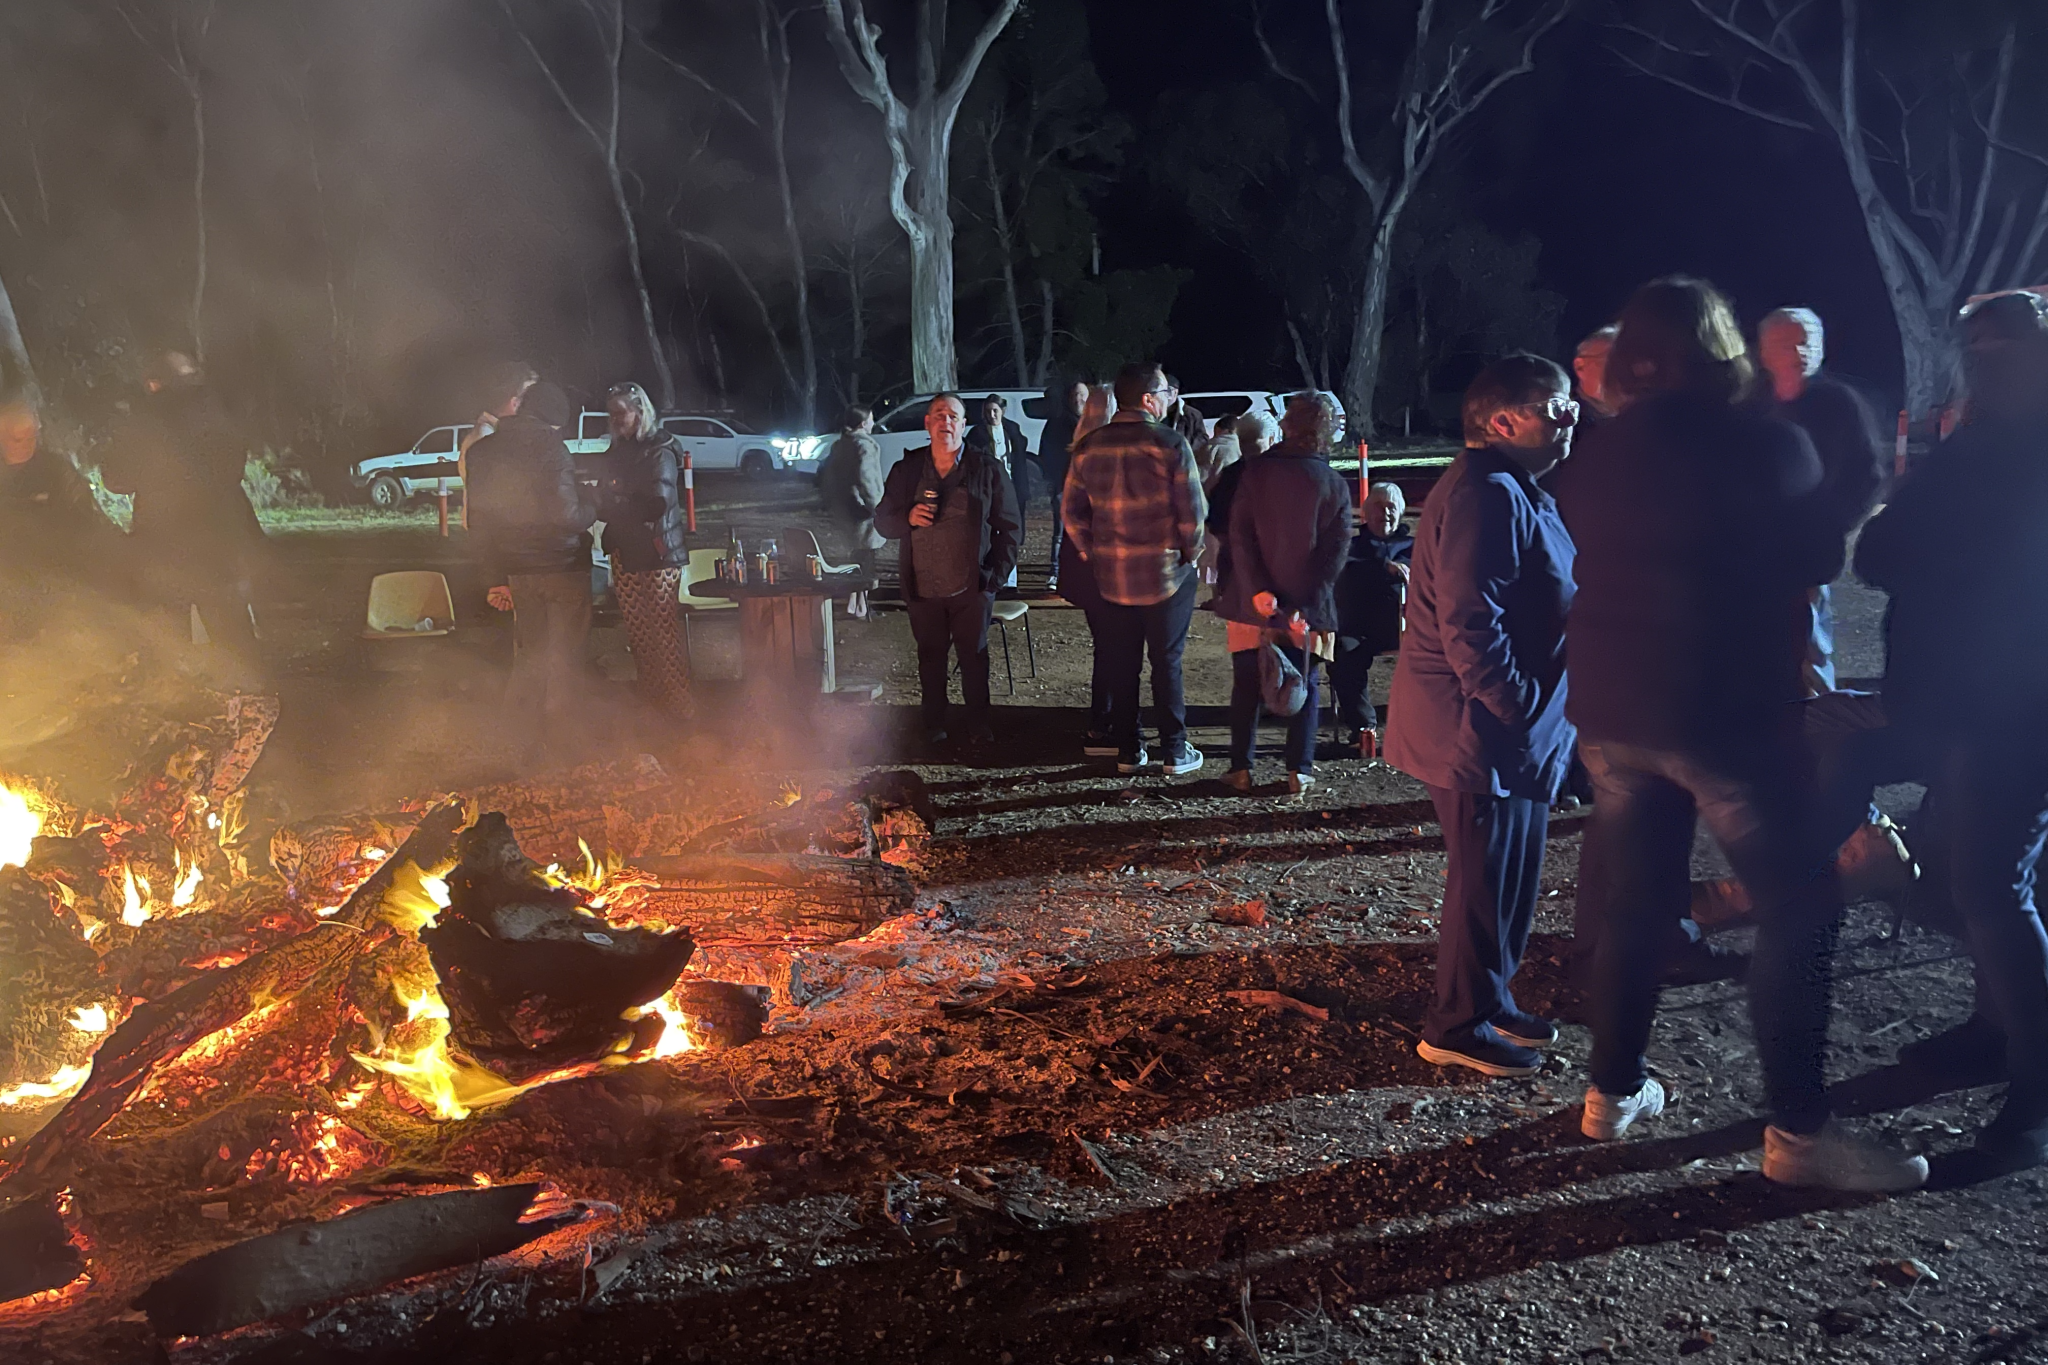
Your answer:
[1081,604,1113,735]
[907,590,993,730]
[505,571,593,747]
[1331,638,1378,730]
[1099,576,1197,755]
[1580,739,1840,1133]
[1229,645,1320,774]
[1924,740,2048,1107]
[1425,786,1550,1044]
[1569,803,1705,986]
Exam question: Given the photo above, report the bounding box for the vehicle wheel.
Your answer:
[366,475,407,509]
[741,449,774,479]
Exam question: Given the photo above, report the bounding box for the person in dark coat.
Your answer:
[1855,290,2048,1173]
[467,380,596,755]
[1386,355,1578,1079]
[875,393,1022,748]
[817,405,886,619]
[1214,391,1353,795]
[593,382,691,719]
[1756,307,1885,693]
[1039,380,1087,592]
[1332,480,1412,749]
[967,394,1031,573]
[98,351,266,669]
[1560,276,1924,1193]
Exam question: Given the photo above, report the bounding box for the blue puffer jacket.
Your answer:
[1385,445,1576,800]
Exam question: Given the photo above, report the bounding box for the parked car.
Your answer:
[1181,390,1285,429]
[656,414,822,477]
[349,424,472,508]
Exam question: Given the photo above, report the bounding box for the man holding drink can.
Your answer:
[875,392,1023,749]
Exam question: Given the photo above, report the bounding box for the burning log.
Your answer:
[133,1182,580,1338]
[0,866,102,1091]
[421,814,694,1078]
[629,853,915,948]
[0,799,468,1192]
[0,1194,82,1302]
[674,769,934,869]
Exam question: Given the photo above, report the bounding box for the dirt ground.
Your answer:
[5,477,2040,1365]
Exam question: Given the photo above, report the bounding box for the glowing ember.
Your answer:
[68,1004,110,1034]
[0,1063,91,1108]
[377,859,454,933]
[120,865,152,926]
[0,784,39,868]
[361,845,389,861]
[171,854,204,908]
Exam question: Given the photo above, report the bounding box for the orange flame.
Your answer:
[0,783,40,869]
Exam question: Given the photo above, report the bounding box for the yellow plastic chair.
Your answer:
[363,571,455,639]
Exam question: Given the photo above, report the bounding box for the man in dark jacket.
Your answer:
[875,393,1022,748]
[1214,390,1354,793]
[1332,480,1412,749]
[1856,290,2048,1173]
[1560,276,1923,1193]
[967,394,1031,580]
[1038,381,1086,591]
[1386,355,1578,1078]
[466,380,596,754]
[1757,307,1885,693]
[99,351,266,669]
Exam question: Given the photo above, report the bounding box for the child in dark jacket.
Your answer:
[1332,482,1412,749]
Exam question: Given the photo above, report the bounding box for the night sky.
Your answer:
[1090,1,1903,402]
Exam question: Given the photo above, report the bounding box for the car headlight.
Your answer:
[770,437,792,449]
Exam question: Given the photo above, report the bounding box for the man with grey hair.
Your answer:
[1333,480,1411,752]
[1756,306,1884,692]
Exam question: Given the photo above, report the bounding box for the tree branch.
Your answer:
[632,31,761,129]
[498,0,603,150]
[1608,26,1812,131]
[1250,0,1319,105]
[1321,0,1387,212]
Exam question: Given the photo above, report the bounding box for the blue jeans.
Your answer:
[1229,644,1320,774]
[1100,576,1197,757]
[1580,739,1840,1133]
[1425,787,1550,1045]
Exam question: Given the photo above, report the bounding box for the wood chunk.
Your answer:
[0,800,468,1192]
[631,854,912,947]
[0,1196,83,1302]
[134,1183,575,1338]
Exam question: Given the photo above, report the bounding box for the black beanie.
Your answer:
[520,379,571,429]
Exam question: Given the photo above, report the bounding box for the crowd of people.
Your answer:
[9,267,2043,1198]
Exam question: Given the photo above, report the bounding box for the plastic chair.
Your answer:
[363,571,455,639]
[678,547,737,667]
[777,526,854,574]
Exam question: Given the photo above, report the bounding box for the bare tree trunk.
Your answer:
[821,0,1022,394]
[1285,317,1319,391]
[187,65,207,366]
[758,0,816,424]
[505,0,671,406]
[984,130,1030,385]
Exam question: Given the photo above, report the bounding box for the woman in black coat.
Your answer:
[594,382,692,718]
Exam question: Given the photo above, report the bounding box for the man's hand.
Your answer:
[487,585,514,611]
[1252,590,1280,618]
[908,503,937,528]
[1391,562,1410,582]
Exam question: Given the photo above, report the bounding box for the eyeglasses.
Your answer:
[1517,396,1580,422]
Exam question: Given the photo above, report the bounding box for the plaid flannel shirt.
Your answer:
[1061,416,1207,606]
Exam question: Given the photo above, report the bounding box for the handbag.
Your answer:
[1257,633,1309,716]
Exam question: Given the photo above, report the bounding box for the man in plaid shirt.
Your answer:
[1063,361,1209,775]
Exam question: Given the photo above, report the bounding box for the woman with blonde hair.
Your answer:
[593,381,693,718]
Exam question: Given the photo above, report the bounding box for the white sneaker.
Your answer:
[1581,1078,1666,1141]
[1762,1120,1928,1192]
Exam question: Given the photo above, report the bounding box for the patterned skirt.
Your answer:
[614,568,693,717]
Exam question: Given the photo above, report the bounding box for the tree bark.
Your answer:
[0,262,43,408]
[759,0,817,425]
[985,132,1031,385]
[1036,277,1056,385]
[1340,214,1399,429]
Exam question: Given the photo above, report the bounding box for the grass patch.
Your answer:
[259,505,442,534]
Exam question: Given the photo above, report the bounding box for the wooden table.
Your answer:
[688,572,876,700]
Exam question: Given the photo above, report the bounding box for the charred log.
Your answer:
[133,1182,578,1338]
[0,1194,82,1302]
[628,855,911,949]
[422,814,692,1077]
[0,799,467,1192]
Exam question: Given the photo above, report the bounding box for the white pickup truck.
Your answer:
[350,411,820,506]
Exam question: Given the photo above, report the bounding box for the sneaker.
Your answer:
[1837,815,1917,905]
[1762,1121,1927,1192]
[1082,731,1118,757]
[1116,746,1151,774]
[1416,1026,1542,1078]
[1162,741,1206,777]
[1898,1013,2006,1087]
[1287,771,1316,796]
[1492,1011,1559,1048]
[1222,768,1253,795]
[1581,1078,1667,1141]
